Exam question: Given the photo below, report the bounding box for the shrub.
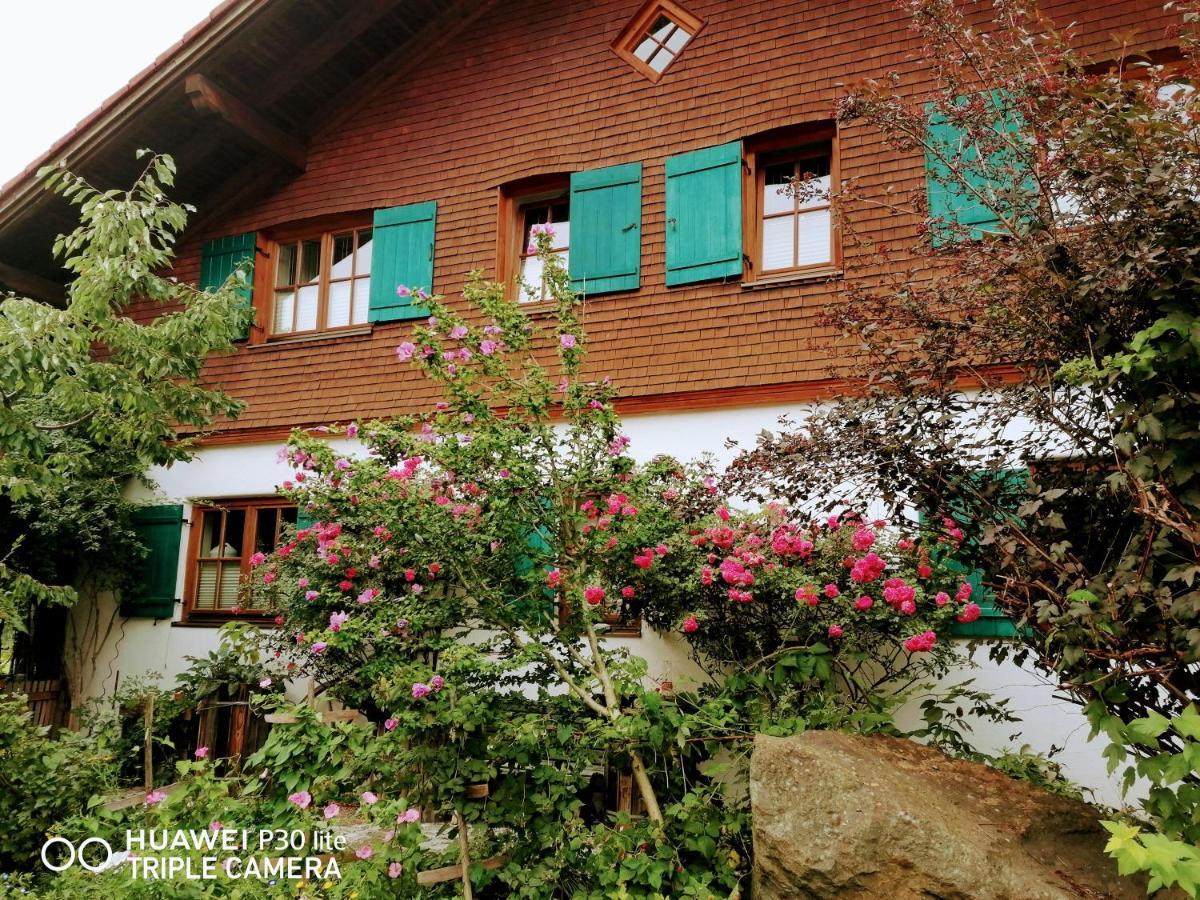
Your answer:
[0,692,118,869]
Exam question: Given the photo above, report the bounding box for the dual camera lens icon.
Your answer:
[40,836,115,872]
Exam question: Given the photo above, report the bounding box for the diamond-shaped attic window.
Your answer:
[614,0,704,82]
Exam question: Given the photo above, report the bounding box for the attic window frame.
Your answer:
[613,0,704,83]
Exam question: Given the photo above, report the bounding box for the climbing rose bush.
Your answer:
[243,234,750,896]
[635,506,975,697]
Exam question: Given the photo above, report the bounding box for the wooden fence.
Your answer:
[1,677,69,730]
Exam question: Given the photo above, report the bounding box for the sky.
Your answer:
[0,0,218,186]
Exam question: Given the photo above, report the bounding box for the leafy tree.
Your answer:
[0,152,250,617]
[724,0,1200,891]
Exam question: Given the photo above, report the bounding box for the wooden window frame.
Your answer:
[556,596,643,638]
[250,212,373,344]
[742,125,841,285]
[612,0,704,83]
[183,497,297,623]
[496,174,571,307]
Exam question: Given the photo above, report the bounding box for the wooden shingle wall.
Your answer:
[156,0,1177,436]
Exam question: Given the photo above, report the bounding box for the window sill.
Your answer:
[247,326,374,349]
[515,299,560,317]
[741,268,842,290]
[172,616,277,629]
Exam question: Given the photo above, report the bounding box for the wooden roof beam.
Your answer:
[0,262,66,304]
[185,74,306,172]
[257,0,408,109]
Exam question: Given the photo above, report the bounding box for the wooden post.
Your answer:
[143,693,155,792]
[454,808,473,900]
[228,684,249,764]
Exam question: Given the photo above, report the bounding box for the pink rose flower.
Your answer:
[583,586,606,606]
[389,862,403,878]
[361,791,378,805]
[194,746,209,759]
[289,791,312,809]
[851,527,876,551]
[957,602,982,624]
[682,616,699,633]
[397,808,421,824]
[355,846,373,860]
[828,624,844,638]
[559,334,576,349]
[384,718,398,731]
[903,630,937,653]
[412,682,431,699]
[795,586,819,607]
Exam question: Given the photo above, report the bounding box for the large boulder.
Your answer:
[750,731,1149,899]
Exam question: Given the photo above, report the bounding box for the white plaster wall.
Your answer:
[66,402,1129,805]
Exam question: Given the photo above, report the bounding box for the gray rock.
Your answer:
[750,731,1152,899]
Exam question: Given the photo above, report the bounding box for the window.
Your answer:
[613,0,703,82]
[517,197,570,303]
[558,596,642,638]
[743,127,839,282]
[185,499,297,619]
[497,176,571,304]
[266,222,372,336]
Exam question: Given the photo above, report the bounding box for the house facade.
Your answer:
[0,0,1179,801]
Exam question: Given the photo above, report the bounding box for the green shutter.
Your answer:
[123,504,184,618]
[569,162,642,295]
[200,233,256,341]
[296,508,317,531]
[512,523,556,624]
[664,142,743,286]
[368,201,436,323]
[925,468,1029,638]
[925,91,1028,244]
